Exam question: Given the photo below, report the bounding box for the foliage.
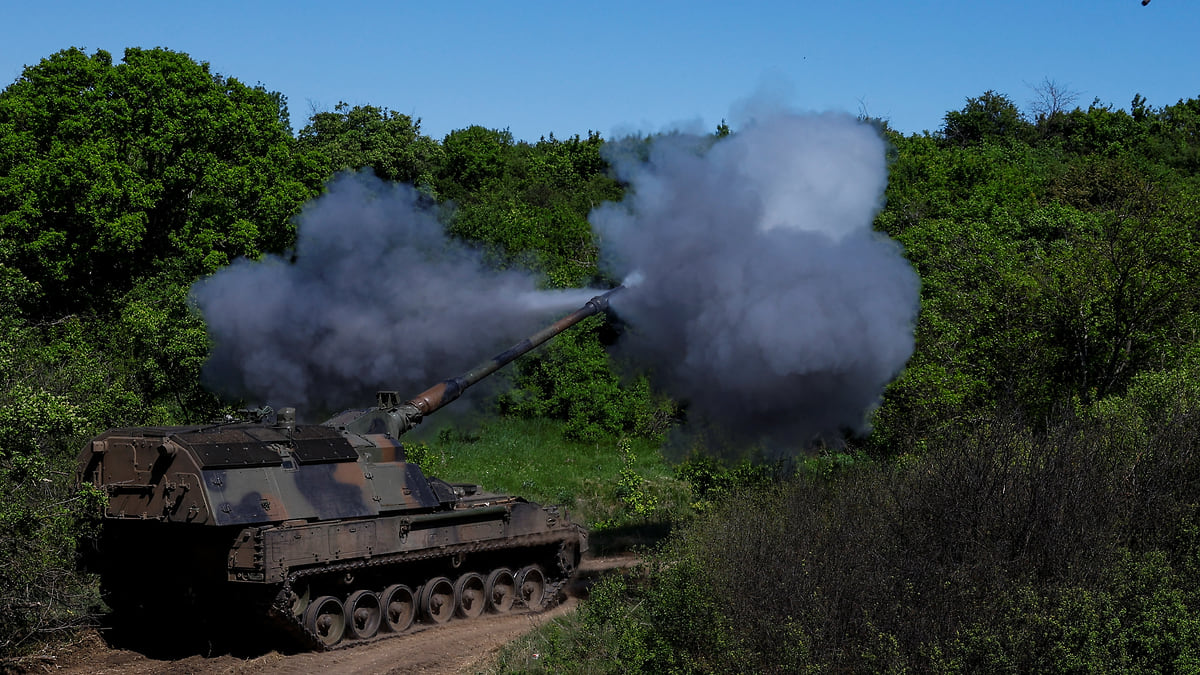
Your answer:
[1144,97,1200,173]
[614,437,658,519]
[0,319,141,658]
[515,400,1200,672]
[489,555,749,675]
[871,102,1200,456]
[497,315,672,441]
[673,452,781,512]
[941,90,1033,147]
[437,125,515,203]
[0,47,324,321]
[297,102,444,192]
[937,550,1200,674]
[436,129,622,287]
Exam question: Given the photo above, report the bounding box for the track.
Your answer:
[41,554,637,675]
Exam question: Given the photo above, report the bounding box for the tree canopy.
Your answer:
[0,47,325,321]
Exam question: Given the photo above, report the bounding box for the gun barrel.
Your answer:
[406,286,623,416]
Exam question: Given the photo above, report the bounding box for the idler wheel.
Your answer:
[558,540,580,576]
[344,590,382,640]
[453,572,486,619]
[485,567,516,614]
[380,584,416,633]
[420,576,455,624]
[515,565,547,610]
[303,595,346,647]
[289,584,311,618]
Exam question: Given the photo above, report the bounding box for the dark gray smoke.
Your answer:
[593,111,919,455]
[191,173,595,415]
[194,111,918,456]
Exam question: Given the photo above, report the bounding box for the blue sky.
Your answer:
[2,1,1196,142]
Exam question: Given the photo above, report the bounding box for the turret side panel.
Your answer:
[367,462,441,510]
[204,461,378,526]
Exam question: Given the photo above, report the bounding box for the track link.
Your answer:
[267,532,580,650]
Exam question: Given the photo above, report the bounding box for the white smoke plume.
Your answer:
[593,111,920,455]
[191,174,595,415]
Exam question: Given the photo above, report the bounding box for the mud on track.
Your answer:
[39,554,638,675]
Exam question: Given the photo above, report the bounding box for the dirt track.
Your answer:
[38,554,636,675]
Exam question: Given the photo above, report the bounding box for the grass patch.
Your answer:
[404,415,692,541]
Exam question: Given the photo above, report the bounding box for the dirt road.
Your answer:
[39,554,636,675]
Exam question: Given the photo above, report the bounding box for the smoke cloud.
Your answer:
[593,111,919,455]
[191,174,594,415]
[193,109,919,457]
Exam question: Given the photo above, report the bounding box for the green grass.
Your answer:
[482,606,599,674]
[403,415,692,539]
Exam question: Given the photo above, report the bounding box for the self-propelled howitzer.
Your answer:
[76,287,620,650]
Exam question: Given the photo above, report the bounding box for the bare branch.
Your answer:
[1027,77,1081,121]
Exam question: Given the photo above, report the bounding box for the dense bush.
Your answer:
[490,556,750,675]
[0,320,127,659]
[497,316,674,441]
[511,386,1200,672]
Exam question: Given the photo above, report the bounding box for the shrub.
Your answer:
[0,385,103,660]
[537,399,1200,672]
[490,553,748,674]
[498,315,673,441]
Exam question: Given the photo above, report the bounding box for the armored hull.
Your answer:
[79,420,584,648]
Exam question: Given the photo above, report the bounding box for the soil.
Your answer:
[28,554,638,675]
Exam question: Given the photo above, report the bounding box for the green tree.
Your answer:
[497,316,664,441]
[1044,99,1146,157]
[0,49,325,656]
[942,90,1033,147]
[1144,96,1200,173]
[298,102,444,191]
[0,47,324,321]
[1040,165,1200,400]
[435,125,515,204]
[436,129,620,287]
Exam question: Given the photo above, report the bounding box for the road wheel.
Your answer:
[420,576,455,624]
[380,584,416,633]
[344,590,382,639]
[303,595,346,647]
[454,572,486,619]
[515,565,546,610]
[485,567,516,614]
